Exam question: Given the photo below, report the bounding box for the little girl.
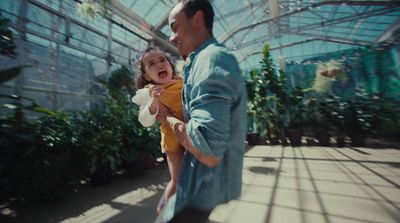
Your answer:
[131,47,183,213]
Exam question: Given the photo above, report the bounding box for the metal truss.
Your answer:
[238,36,373,62]
[106,0,178,56]
[17,0,142,60]
[221,0,400,43]
[232,2,400,64]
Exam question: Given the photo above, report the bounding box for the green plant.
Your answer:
[74,112,122,174]
[102,66,161,163]
[305,96,337,146]
[246,45,299,144]
[246,46,283,142]
[0,114,76,202]
[0,117,35,202]
[246,69,270,137]
[257,45,310,143]
[0,16,33,125]
[286,86,310,131]
[342,89,374,137]
[317,89,389,146]
[35,112,86,180]
[372,99,400,139]
[0,16,16,57]
[0,16,32,84]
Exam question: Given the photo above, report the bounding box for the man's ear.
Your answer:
[192,10,204,31]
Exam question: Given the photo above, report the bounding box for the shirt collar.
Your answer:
[183,37,217,81]
[187,36,217,63]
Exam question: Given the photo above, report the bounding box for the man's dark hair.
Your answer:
[181,0,214,34]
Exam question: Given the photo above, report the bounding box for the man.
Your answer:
[155,0,247,222]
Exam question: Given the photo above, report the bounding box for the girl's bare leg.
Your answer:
[165,150,183,200]
[157,150,183,213]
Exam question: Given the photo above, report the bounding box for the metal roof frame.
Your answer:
[221,0,400,43]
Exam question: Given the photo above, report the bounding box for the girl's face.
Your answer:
[143,49,173,85]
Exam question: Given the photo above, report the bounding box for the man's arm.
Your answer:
[157,105,220,168]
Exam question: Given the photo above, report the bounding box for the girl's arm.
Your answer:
[137,85,164,127]
[138,99,158,127]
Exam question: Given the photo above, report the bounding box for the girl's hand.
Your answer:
[150,85,164,99]
[148,86,163,115]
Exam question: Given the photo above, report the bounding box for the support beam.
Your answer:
[238,37,372,62]
[14,0,28,98]
[221,0,400,43]
[0,84,106,100]
[106,18,112,75]
[215,0,265,22]
[230,5,398,53]
[9,23,106,59]
[231,13,377,52]
[286,6,399,39]
[108,0,178,56]
[238,51,262,63]
[234,35,273,51]
[28,0,141,52]
[153,0,175,31]
[269,0,279,18]
[284,31,374,46]
[376,17,400,42]
[154,17,169,32]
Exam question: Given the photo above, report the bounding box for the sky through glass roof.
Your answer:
[0,0,399,71]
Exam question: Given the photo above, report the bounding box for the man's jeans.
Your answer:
[168,207,212,223]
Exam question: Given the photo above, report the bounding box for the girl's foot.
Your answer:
[156,193,167,214]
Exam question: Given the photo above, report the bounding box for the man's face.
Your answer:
[169,3,196,59]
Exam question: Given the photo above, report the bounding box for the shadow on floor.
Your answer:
[6,166,169,223]
[364,138,400,149]
[248,166,279,175]
[102,191,164,223]
[262,157,278,162]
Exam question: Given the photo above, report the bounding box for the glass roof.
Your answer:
[117,0,400,71]
[1,0,399,72]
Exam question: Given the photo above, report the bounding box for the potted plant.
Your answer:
[318,95,348,147]
[371,99,400,141]
[285,86,312,146]
[341,89,374,147]
[245,69,262,145]
[306,96,336,146]
[119,112,160,178]
[260,46,312,146]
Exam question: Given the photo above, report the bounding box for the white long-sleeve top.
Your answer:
[131,88,158,127]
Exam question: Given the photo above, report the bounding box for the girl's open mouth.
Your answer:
[158,70,168,79]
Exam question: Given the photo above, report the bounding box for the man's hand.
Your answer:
[165,115,221,168]
[156,103,171,124]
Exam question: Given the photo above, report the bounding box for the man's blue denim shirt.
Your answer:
[156,37,247,222]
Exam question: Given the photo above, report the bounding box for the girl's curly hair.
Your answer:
[135,47,178,89]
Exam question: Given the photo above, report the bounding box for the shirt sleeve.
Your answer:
[186,66,239,159]
[131,88,152,106]
[138,100,158,127]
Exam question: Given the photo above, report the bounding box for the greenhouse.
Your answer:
[1,0,400,222]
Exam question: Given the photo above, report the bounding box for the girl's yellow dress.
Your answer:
[150,79,184,153]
